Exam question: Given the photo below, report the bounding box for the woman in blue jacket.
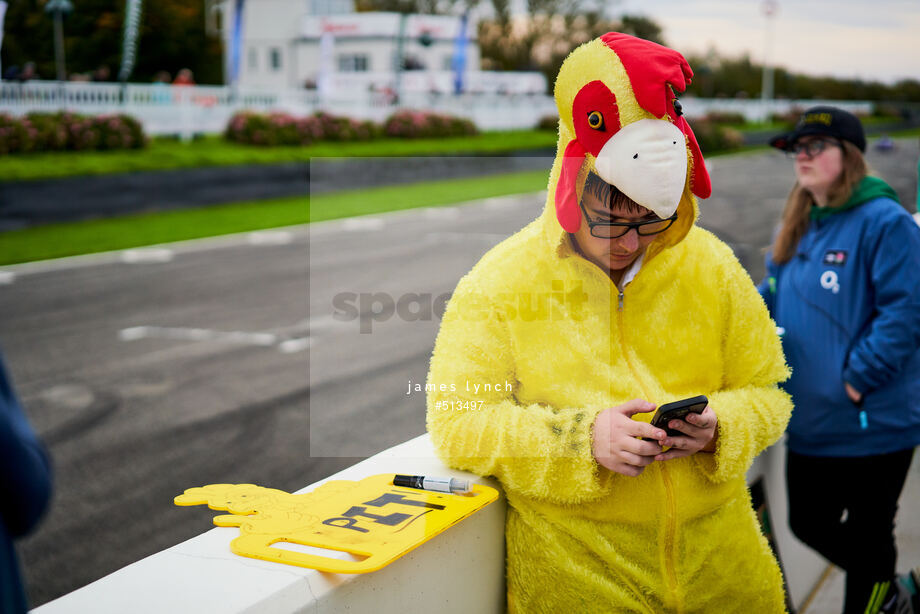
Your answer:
[760,106,920,614]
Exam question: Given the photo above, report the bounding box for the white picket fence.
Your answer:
[0,80,557,137]
[0,80,874,138]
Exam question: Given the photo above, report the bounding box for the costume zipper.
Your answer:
[616,285,682,613]
[660,465,680,608]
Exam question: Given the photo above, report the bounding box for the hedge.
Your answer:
[0,112,147,155]
[224,109,476,146]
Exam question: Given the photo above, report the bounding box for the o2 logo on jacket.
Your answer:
[820,270,840,294]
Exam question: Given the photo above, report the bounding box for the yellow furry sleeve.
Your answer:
[426,279,613,504]
[695,252,792,482]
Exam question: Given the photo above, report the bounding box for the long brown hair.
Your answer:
[770,141,868,263]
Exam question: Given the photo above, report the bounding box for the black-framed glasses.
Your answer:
[578,198,677,239]
[787,138,841,159]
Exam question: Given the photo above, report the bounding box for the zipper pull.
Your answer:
[618,290,624,311]
[858,410,868,430]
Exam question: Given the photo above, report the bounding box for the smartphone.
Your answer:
[650,395,709,437]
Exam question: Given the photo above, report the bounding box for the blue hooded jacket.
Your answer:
[759,177,920,456]
[1,352,52,614]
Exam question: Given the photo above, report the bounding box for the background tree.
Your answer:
[684,49,920,104]
[478,3,665,93]
[1,0,223,83]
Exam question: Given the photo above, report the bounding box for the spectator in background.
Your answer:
[1,351,53,614]
[2,66,21,81]
[172,68,195,86]
[152,71,172,104]
[760,106,920,614]
[171,68,195,107]
[17,62,38,82]
[91,65,111,82]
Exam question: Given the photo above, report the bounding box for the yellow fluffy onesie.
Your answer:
[426,33,792,613]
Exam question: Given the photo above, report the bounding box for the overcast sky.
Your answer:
[615,0,919,84]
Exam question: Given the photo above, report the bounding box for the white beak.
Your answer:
[593,119,687,218]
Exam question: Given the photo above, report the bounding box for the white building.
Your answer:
[219,0,545,96]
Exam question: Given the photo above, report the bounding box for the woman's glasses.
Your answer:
[788,138,841,159]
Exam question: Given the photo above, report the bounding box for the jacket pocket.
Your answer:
[860,370,910,430]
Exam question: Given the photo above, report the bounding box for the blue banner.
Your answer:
[451,13,468,95]
[230,0,245,86]
[0,1,7,80]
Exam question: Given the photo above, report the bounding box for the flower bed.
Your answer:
[382,110,477,139]
[0,112,147,155]
[224,109,476,146]
[224,111,381,146]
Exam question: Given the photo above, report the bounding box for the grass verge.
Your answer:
[0,169,549,265]
[3,123,917,183]
[0,131,558,182]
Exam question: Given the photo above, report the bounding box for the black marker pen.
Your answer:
[393,474,471,494]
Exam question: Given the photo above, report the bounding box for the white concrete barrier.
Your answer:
[33,433,826,613]
[32,434,507,614]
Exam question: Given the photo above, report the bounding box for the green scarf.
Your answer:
[809,176,900,221]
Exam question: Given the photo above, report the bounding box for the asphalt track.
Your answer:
[1,139,918,606]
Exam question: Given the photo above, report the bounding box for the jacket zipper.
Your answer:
[616,286,682,613]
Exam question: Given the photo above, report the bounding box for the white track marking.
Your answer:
[119,323,320,355]
[423,207,460,220]
[307,315,350,333]
[248,230,294,245]
[342,217,385,232]
[119,326,277,346]
[424,232,509,244]
[2,224,308,276]
[121,248,174,263]
[0,271,15,284]
[483,192,545,209]
[278,338,312,354]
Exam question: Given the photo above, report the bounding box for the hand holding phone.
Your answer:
[592,399,665,477]
[650,395,709,437]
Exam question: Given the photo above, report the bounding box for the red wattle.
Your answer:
[556,140,586,232]
[677,116,712,199]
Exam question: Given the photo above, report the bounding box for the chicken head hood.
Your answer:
[541,33,712,260]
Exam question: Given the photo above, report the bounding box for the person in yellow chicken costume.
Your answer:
[426,32,793,613]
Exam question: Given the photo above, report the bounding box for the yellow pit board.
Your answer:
[174,473,499,573]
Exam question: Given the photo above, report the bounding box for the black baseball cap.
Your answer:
[769,106,866,153]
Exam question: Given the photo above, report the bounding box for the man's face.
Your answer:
[572,188,660,274]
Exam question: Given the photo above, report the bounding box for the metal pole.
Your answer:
[761,0,777,104]
[393,13,407,105]
[761,20,774,102]
[53,10,66,81]
[0,1,8,82]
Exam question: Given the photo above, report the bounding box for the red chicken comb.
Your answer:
[600,33,711,199]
